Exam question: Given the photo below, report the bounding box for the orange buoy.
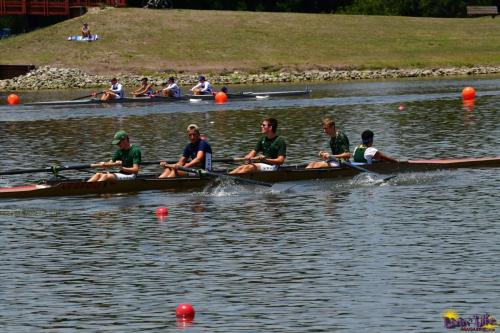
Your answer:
[7,93,19,105]
[156,207,169,217]
[176,304,195,320]
[398,104,406,111]
[461,87,475,100]
[214,91,227,104]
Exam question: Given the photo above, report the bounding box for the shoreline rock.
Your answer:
[1,65,500,91]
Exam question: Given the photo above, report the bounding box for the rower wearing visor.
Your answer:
[158,77,181,97]
[230,117,286,174]
[101,78,124,101]
[191,75,213,95]
[353,130,398,164]
[87,130,141,182]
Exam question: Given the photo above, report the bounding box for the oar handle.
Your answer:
[89,161,122,169]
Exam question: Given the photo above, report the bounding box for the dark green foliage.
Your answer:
[124,0,500,17]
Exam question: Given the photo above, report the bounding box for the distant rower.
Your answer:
[101,78,124,101]
[158,77,181,97]
[191,75,213,95]
[131,77,155,97]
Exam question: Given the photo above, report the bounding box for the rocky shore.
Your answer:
[1,65,500,91]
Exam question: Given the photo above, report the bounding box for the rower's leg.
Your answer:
[87,172,103,182]
[159,168,175,178]
[98,173,117,182]
[306,161,329,169]
[229,164,258,174]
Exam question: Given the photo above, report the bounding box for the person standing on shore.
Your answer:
[158,77,181,97]
[101,78,124,101]
[306,116,351,168]
[88,130,142,182]
[190,76,213,95]
[230,117,286,174]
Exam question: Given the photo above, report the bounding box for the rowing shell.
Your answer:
[24,88,311,106]
[1,156,499,199]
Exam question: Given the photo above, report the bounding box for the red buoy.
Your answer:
[214,91,227,104]
[7,93,19,105]
[461,87,475,100]
[176,303,195,320]
[156,207,168,217]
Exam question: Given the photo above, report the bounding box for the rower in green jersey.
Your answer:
[352,130,398,164]
[306,116,351,169]
[230,117,286,174]
[87,130,142,182]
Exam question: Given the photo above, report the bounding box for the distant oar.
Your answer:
[72,91,105,100]
[169,165,294,191]
[0,162,121,176]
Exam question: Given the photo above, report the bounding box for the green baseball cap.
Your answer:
[112,130,128,144]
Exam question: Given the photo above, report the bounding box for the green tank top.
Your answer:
[353,144,367,163]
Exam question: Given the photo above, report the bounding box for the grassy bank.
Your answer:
[1,8,499,75]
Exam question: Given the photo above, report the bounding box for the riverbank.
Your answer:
[2,65,500,91]
[1,8,499,80]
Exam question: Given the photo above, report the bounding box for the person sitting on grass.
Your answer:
[81,23,91,38]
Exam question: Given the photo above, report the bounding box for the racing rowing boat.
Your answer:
[1,156,498,199]
[24,88,311,106]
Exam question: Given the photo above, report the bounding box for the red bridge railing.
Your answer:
[0,0,125,16]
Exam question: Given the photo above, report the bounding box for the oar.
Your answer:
[0,162,121,176]
[166,164,294,191]
[142,157,256,165]
[328,156,396,182]
[72,91,105,100]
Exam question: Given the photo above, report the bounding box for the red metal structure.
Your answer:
[0,0,125,16]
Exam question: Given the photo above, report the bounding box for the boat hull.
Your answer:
[24,89,311,106]
[1,157,499,199]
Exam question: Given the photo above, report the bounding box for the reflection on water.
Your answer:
[0,78,499,332]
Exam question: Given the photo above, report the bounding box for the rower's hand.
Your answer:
[244,155,255,164]
[257,155,266,162]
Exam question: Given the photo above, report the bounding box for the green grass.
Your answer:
[0,8,499,75]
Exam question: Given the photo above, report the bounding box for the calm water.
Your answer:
[1,77,499,332]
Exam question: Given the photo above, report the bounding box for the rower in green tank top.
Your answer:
[306,116,351,169]
[230,117,286,174]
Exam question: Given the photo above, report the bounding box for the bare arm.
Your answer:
[185,151,204,168]
[374,151,398,163]
[262,155,285,166]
